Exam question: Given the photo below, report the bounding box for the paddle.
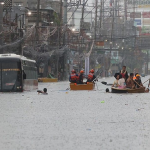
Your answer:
[143,78,150,85]
[133,80,144,88]
[101,81,113,86]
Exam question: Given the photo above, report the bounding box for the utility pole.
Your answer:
[56,0,63,80]
[63,0,67,27]
[0,2,3,45]
[59,0,62,47]
[109,1,115,76]
[79,0,85,71]
[36,0,40,43]
[80,0,85,36]
[94,0,98,41]
[0,1,4,53]
[63,0,68,80]
[114,0,117,17]
[124,0,127,21]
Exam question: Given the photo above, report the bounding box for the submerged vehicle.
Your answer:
[70,82,95,90]
[111,87,145,93]
[0,54,38,92]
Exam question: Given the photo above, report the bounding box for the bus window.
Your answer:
[1,62,22,92]
[0,63,1,90]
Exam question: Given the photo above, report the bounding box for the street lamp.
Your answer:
[27,11,32,16]
[72,28,75,32]
[0,2,4,5]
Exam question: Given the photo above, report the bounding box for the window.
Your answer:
[13,2,23,6]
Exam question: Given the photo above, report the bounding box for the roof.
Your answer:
[39,6,56,12]
[0,54,36,63]
[44,6,54,10]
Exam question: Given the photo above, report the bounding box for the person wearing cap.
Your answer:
[126,73,135,89]
[120,66,128,81]
[78,70,85,84]
[87,69,96,82]
[134,74,144,89]
[69,69,78,83]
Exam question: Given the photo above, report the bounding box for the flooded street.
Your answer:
[0,76,150,150]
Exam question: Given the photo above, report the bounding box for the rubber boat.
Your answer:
[70,82,95,90]
[111,87,145,93]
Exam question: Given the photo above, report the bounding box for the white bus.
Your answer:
[0,54,38,92]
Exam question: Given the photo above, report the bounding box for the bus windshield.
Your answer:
[0,60,22,92]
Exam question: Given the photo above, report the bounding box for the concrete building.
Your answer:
[12,0,28,7]
[67,7,92,32]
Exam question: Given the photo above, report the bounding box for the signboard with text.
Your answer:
[143,19,150,25]
[134,19,142,26]
[130,12,141,18]
[142,12,150,18]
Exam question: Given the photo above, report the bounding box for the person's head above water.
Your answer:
[43,88,47,93]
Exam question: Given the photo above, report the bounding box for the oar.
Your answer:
[133,80,144,88]
[143,78,150,85]
[101,81,113,86]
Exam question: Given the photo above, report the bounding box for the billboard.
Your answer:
[142,12,150,18]
[143,19,150,25]
[134,19,141,26]
[138,26,150,36]
[130,12,141,18]
[139,5,150,8]
[128,0,150,7]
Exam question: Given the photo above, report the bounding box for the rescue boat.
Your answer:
[70,82,95,90]
[111,87,145,93]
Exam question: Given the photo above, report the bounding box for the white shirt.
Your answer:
[118,78,126,87]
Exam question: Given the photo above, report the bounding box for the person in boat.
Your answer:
[112,73,120,87]
[120,66,128,81]
[126,73,135,89]
[134,74,144,89]
[118,74,126,89]
[69,69,78,83]
[78,70,85,84]
[133,73,141,80]
[87,69,96,82]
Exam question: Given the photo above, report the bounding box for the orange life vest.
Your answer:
[88,73,93,80]
[70,73,77,81]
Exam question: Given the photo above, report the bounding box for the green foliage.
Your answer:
[53,12,61,26]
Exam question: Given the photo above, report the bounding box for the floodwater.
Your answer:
[0,76,150,150]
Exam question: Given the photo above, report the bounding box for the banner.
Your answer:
[130,12,141,18]
[142,12,150,18]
